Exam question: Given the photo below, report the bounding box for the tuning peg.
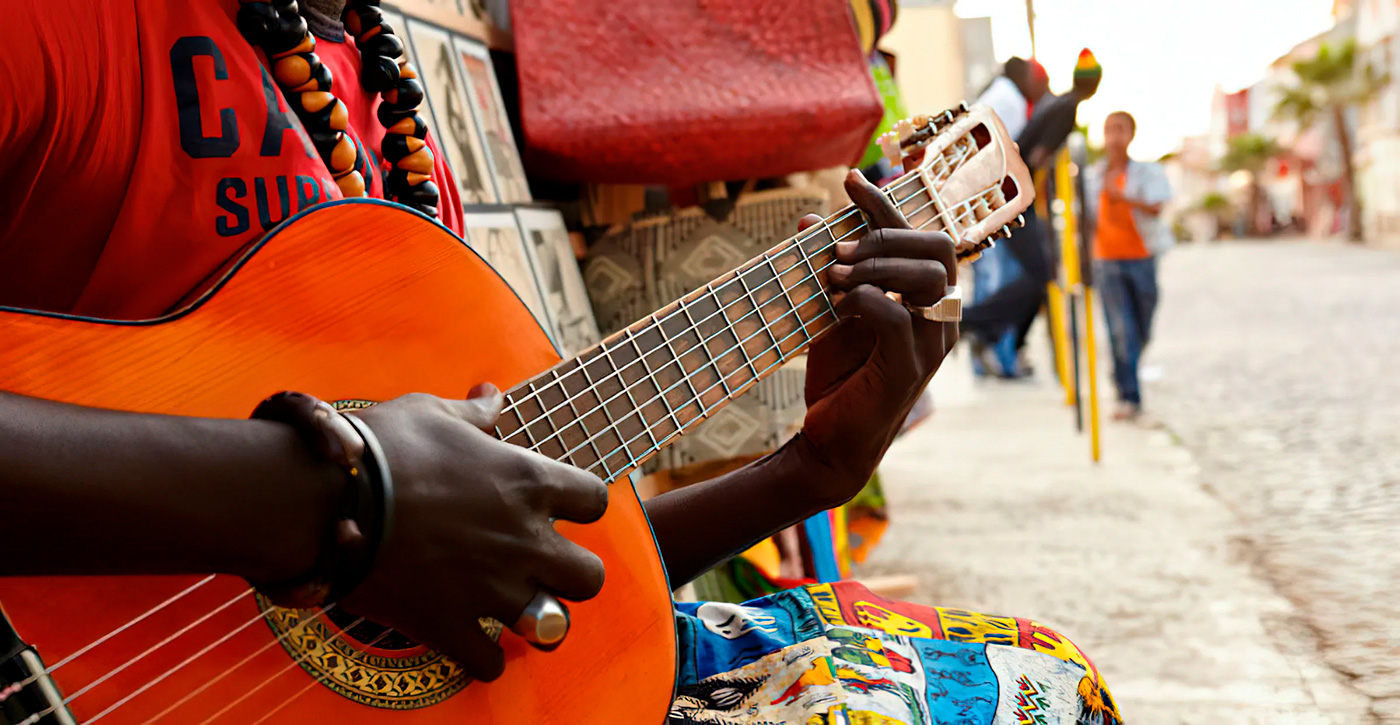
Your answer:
[1012,214,1025,229]
[958,101,970,115]
[878,131,902,169]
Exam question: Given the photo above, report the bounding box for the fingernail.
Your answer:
[469,382,500,398]
[835,240,857,258]
[846,169,863,183]
[828,263,852,281]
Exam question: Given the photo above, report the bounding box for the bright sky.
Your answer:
[953,0,1337,158]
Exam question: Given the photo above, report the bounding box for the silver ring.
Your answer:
[904,285,962,322]
[509,592,570,649]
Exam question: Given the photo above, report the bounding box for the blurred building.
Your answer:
[1353,0,1400,246]
[880,0,996,115]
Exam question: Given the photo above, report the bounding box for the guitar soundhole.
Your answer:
[322,609,420,650]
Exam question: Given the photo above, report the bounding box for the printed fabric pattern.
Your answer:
[671,583,1122,724]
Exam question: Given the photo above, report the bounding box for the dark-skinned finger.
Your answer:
[834,228,959,287]
[828,258,947,307]
[423,616,507,681]
[797,213,823,232]
[843,169,912,231]
[532,534,607,602]
[456,382,505,431]
[536,461,610,524]
[833,284,917,385]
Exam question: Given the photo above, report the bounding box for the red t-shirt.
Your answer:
[0,0,463,319]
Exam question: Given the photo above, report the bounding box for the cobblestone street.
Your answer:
[1149,240,1400,722]
[858,238,1397,723]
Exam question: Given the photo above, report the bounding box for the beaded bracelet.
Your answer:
[250,391,394,609]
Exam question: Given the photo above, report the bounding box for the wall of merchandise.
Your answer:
[383,2,603,359]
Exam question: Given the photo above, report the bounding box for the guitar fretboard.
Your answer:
[496,149,1005,481]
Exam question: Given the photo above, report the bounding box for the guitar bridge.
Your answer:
[1,647,75,725]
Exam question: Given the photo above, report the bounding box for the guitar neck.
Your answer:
[494,169,978,482]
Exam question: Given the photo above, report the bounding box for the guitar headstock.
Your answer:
[878,103,1035,261]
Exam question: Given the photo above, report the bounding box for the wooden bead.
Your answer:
[396,62,418,81]
[327,98,348,131]
[358,33,403,62]
[274,54,312,87]
[329,133,358,173]
[386,115,428,139]
[336,170,367,198]
[395,146,434,174]
[273,34,316,60]
[299,90,334,113]
[405,171,432,185]
[360,54,400,93]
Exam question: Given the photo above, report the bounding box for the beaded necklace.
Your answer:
[236,0,440,218]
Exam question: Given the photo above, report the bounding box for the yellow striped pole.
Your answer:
[1053,148,1102,462]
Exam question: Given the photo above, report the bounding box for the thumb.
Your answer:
[459,382,505,431]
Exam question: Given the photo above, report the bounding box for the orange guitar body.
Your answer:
[0,200,677,723]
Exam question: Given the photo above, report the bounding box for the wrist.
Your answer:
[774,432,870,511]
[228,419,343,584]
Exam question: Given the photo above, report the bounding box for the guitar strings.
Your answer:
[20,178,1006,724]
[13,586,254,723]
[506,174,993,463]
[82,603,332,723]
[498,133,984,432]
[196,619,391,725]
[499,158,955,430]
[527,181,1006,471]
[8,575,217,692]
[573,191,990,477]
[141,605,341,724]
[21,143,1008,719]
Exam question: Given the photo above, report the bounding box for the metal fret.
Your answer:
[622,329,663,456]
[713,282,761,386]
[660,322,705,432]
[680,297,734,399]
[571,358,614,481]
[599,346,642,472]
[794,227,839,316]
[631,320,684,438]
[764,253,812,344]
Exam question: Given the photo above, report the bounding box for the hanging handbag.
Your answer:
[509,0,884,185]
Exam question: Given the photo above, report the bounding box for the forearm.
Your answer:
[0,392,338,582]
[644,436,842,587]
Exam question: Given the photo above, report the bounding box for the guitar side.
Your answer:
[0,200,677,723]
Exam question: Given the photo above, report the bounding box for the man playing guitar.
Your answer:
[0,1,1123,722]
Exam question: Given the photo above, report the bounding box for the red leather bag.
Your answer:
[509,0,884,185]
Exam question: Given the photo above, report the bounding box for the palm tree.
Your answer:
[1273,39,1387,242]
[1220,132,1282,235]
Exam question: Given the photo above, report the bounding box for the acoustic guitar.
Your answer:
[0,105,1031,724]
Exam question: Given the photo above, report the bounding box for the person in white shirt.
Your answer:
[968,57,1048,376]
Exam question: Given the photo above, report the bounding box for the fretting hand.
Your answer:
[791,170,959,506]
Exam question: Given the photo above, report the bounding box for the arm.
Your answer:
[0,391,339,582]
[647,171,959,585]
[0,389,607,682]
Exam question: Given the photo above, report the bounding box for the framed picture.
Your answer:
[454,38,532,203]
[516,208,601,356]
[404,19,498,205]
[462,211,552,334]
[386,0,501,46]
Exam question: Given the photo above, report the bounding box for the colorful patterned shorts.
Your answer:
[671,582,1122,724]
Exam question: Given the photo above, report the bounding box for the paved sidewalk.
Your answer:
[857,347,1371,723]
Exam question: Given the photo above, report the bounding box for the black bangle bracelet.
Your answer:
[338,413,394,602]
[249,392,393,609]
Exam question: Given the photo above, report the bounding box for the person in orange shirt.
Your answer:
[1085,112,1173,421]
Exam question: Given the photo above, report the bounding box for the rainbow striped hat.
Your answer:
[1074,48,1102,82]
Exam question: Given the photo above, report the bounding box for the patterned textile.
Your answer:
[582,189,824,473]
[672,583,1122,724]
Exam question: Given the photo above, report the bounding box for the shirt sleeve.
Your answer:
[1141,163,1173,205]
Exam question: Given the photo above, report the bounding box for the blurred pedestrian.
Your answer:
[1084,111,1173,421]
[963,50,1102,378]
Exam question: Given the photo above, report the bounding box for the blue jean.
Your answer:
[1097,258,1158,405]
